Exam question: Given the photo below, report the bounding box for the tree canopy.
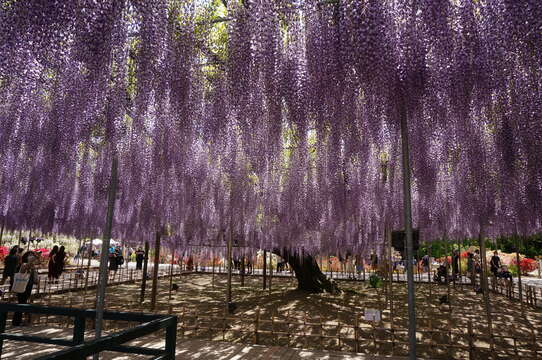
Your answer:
[0,0,541,256]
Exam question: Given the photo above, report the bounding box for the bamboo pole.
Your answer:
[150,230,162,311]
[94,155,119,360]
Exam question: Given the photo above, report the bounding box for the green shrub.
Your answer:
[369,274,382,289]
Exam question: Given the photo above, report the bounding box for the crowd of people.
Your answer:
[1,244,68,326]
[432,250,513,287]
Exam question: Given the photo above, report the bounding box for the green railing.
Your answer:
[0,304,177,359]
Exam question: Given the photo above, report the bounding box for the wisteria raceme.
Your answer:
[0,0,541,258]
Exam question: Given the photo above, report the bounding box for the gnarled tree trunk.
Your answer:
[273,248,339,294]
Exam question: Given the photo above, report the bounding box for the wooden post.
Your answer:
[168,249,175,304]
[354,314,360,353]
[227,228,233,312]
[150,231,161,311]
[254,308,260,344]
[468,320,474,359]
[241,252,245,287]
[515,238,524,313]
[263,249,267,290]
[387,226,394,329]
[269,252,273,293]
[212,252,216,288]
[478,224,494,352]
[139,241,150,304]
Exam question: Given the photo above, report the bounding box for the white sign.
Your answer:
[364,308,381,322]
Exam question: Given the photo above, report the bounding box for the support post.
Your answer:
[94,155,118,360]
[140,241,150,303]
[0,217,4,248]
[515,237,524,313]
[241,252,245,287]
[150,230,161,311]
[168,249,175,303]
[399,99,417,360]
[479,224,494,349]
[226,228,233,312]
[263,249,267,290]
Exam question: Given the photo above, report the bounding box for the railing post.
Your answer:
[73,315,86,345]
[165,317,178,359]
[0,310,7,354]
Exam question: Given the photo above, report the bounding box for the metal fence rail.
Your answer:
[0,304,177,360]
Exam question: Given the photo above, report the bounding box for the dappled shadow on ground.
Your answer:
[28,273,542,359]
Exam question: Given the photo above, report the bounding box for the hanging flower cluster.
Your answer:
[0,0,541,257]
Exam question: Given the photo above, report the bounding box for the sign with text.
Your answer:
[364,308,381,322]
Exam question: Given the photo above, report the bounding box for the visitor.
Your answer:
[355,254,363,279]
[346,255,355,279]
[52,246,67,282]
[452,250,460,279]
[467,252,473,276]
[109,249,118,272]
[422,254,429,273]
[16,247,24,267]
[13,252,40,326]
[473,249,481,274]
[115,247,124,268]
[48,245,59,282]
[135,247,144,270]
[370,252,378,271]
[1,246,19,289]
[490,251,501,277]
[126,247,133,265]
[434,264,448,284]
[497,265,513,286]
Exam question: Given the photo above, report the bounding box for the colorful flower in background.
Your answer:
[512,258,538,274]
[0,246,8,260]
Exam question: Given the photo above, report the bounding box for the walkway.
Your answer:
[0,326,410,359]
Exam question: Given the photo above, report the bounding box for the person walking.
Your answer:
[1,246,19,289]
[135,247,144,270]
[48,245,59,282]
[109,248,119,272]
[12,252,40,326]
[52,246,67,282]
[452,249,460,280]
[490,251,501,277]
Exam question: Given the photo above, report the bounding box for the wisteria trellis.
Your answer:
[0,0,541,257]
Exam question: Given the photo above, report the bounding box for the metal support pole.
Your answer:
[150,230,161,311]
[399,100,417,360]
[93,155,118,360]
[140,241,150,303]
